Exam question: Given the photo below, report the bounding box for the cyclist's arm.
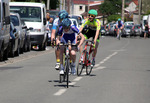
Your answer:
[51,19,59,42]
[79,20,88,33]
[94,20,101,44]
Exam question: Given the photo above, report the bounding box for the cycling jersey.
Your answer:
[58,25,79,44]
[81,18,101,30]
[116,21,124,28]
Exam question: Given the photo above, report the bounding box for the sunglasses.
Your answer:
[88,14,95,18]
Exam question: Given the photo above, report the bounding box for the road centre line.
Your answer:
[54,51,118,96]
[54,89,67,96]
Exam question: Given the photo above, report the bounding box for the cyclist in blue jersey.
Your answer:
[57,18,85,75]
[116,18,124,39]
[51,10,68,70]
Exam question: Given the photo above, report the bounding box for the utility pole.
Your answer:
[138,0,142,24]
[122,0,125,22]
[87,0,90,17]
[47,0,50,10]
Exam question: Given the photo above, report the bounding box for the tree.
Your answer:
[99,0,122,16]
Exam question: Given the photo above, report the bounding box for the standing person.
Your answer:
[57,18,85,75]
[144,22,149,39]
[51,10,69,70]
[79,9,101,67]
[116,18,124,39]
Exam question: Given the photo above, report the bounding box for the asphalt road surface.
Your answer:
[0,36,150,103]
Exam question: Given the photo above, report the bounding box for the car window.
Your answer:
[125,26,132,29]
[10,15,19,26]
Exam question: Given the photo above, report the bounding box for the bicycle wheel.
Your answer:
[77,51,85,76]
[86,51,93,75]
[65,56,70,88]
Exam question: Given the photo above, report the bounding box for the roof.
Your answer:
[128,0,138,6]
[10,2,45,7]
[73,0,103,6]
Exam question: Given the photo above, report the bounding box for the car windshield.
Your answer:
[10,6,41,22]
[135,25,140,29]
[125,26,132,29]
[10,15,19,26]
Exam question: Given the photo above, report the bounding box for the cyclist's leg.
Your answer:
[55,37,61,70]
[60,45,65,74]
[70,46,77,75]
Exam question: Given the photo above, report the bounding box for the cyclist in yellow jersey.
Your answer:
[79,9,101,67]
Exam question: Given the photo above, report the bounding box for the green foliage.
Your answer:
[99,0,122,16]
[146,10,150,15]
[107,14,121,22]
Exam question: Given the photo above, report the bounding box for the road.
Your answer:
[0,36,150,103]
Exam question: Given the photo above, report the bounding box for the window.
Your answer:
[10,6,41,22]
[79,6,82,10]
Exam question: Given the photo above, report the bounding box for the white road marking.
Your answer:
[54,51,118,96]
[73,77,83,81]
[54,89,67,96]
[95,64,100,67]
[94,66,106,71]
[69,82,76,86]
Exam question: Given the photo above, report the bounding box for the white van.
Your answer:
[141,15,148,35]
[147,15,150,33]
[10,2,47,50]
[0,0,10,61]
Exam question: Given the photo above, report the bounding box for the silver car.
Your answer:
[131,24,142,36]
[122,25,133,37]
[10,13,25,54]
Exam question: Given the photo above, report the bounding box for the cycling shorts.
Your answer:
[82,28,100,42]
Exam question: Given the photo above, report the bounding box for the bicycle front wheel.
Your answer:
[65,56,70,88]
[86,52,93,75]
[77,52,85,76]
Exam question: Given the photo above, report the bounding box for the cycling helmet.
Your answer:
[61,18,71,28]
[58,10,68,19]
[118,18,121,21]
[88,9,98,16]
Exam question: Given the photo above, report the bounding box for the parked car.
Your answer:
[69,15,82,26]
[70,18,80,29]
[0,0,10,61]
[21,20,31,52]
[100,26,106,36]
[124,21,134,26]
[10,2,47,51]
[9,22,19,57]
[10,13,25,54]
[109,24,116,36]
[122,25,133,37]
[131,24,142,36]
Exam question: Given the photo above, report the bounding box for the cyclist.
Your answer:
[57,18,85,75]
[51,10,68,70]
[79,9,101,67]
[116,18,124,39]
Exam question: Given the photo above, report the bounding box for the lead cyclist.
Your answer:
[79,9,101,67]
[116,18,124,39]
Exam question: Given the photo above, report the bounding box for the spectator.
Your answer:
[144,22,149,39]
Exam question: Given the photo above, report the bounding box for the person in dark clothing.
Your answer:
[144,22,149,38]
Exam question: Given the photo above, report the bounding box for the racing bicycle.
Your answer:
[77,39,95,76]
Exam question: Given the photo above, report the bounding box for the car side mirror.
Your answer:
[13,28,17,33]
[28,27,33,31]
[22,26,27,29]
